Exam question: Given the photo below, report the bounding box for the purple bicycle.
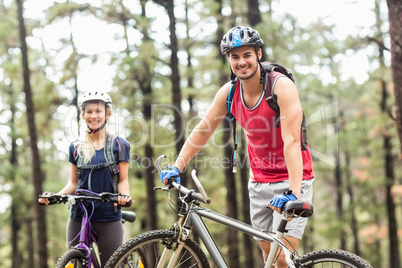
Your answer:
[39,190,136,268]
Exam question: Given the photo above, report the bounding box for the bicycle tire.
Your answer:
[56,248,86,268]
[297,249,372,268]
[105,229,210,268]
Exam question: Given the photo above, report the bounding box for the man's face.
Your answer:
[228,46,261,81]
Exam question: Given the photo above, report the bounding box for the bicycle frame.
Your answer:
[176,203,296,268]
[73,201,101,268]
[40,191,135,268]
[154,155,307,268]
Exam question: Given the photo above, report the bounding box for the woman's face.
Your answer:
[82,102,110,130]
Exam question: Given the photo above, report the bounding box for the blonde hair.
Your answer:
[75,103,112,165]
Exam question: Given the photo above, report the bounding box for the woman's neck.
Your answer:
[89,130,107,150]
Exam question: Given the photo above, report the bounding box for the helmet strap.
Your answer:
[87,121,107,134]
[230,69,236,82]
[258,60,265,84]
[255,47,265,84]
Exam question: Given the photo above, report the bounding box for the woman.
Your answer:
[39,90,131,266]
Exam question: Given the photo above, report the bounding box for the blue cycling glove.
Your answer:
[160,165,181,184]
[269,191,297,209]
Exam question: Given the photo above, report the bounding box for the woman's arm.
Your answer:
[117,161,131,206]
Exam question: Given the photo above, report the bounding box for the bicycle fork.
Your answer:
[157,214,189,268]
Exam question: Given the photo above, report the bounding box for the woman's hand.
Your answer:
[38,192,53,205]
[116,194,132,207]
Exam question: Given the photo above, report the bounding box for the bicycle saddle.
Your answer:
[122,211,137,222]
[282,200,313,218]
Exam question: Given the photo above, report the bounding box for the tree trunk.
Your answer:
[159,0,189,186]
[333,114,346,250]
[27,217,35,267]
[380,43,399,268]
[9,87,23,268]
[16,0,48,267]
[138,0,158,232]
[377,2,401,265]
[386,0,402,156]
[247,0,262,26]
[345,152,360,256]
[223,118,239,268]
[380,59,400,268]
[240,134,256,267]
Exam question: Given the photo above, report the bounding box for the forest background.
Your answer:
[0,0,401,267]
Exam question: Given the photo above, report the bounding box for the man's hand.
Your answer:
[268,191,297,214]
[159,165,181,186]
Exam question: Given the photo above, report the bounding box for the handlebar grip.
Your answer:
[48,197,61,205]
[109,196,133,207]
[122,199,133,207]
[190,192,211,204]
[38,195,64,205]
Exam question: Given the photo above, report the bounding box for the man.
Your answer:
[160,26,314,267]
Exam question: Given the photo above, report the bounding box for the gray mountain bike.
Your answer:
[105,155,372,268]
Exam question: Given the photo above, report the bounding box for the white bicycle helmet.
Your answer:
[79,90,113,108]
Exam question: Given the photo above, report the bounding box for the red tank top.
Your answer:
[230,73,314,183]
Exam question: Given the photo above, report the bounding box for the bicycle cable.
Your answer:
[167,190,189,215]
[281,235,300,257]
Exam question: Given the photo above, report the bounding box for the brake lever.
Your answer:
[153,186,169,192]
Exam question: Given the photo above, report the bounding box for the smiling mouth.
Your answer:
[238,66,250,72]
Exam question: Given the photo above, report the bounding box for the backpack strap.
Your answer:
[264,64,308,151]
[104,133,119,213]
[104,133,119,194]
[227,79,239,173]
[265,66,281,128]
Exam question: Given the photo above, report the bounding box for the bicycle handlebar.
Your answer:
[155,155,211,204]
[38,192,132,207]
[169,181,210,204]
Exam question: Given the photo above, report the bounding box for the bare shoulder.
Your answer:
[207,81,232,116]
[275,76,300,104]
[215,81,232,101]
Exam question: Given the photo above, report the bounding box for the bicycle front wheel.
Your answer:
[298,249,372,268]
[56,248,86,268]
[105,229,210,268]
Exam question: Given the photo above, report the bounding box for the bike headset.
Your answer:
[78,90,113,134]
[220,26,266,171]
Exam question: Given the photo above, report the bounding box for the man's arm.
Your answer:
[276,76,304,199]
[173,82,232,172]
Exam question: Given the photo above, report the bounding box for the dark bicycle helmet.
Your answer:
[220,26,264,55]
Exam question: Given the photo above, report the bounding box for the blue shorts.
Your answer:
[248,178,314,240]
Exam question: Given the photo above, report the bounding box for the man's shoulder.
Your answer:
[215,81,233,102]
